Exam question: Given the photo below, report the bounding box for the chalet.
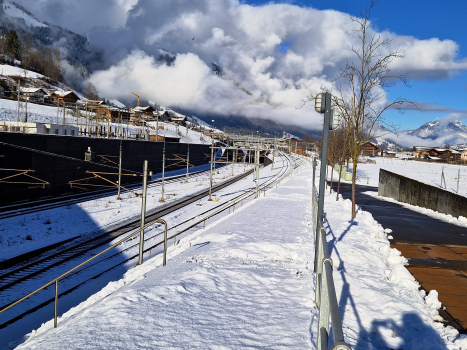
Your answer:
[170,115,187,126]
[461,151,467,164]
[382,151,397,158]
[157,111,172,122]
[20,88,47,103]
[110,107,131,122]
[360,141,379,156]
[428,148,461,162]
[50,90,80,104]
[133,106,156,119]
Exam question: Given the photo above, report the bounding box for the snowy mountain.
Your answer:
[0,1,102,85]
[406,119,467,146]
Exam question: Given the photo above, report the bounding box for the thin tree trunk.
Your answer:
[336,164,342,201]
[330,165,334,194]
[352,161,357,218]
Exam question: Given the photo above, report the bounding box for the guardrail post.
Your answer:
[138,160,148,265]
[54,279,59,328]
[163,221,168,266]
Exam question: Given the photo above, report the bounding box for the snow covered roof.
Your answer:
[53,90,78,97]
[20,88,46,94]
[171,115,186,121]
[133,106,155,112]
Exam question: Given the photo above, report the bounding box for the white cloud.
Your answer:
[13,0,467,129]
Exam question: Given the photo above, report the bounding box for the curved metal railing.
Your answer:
[0,218,167,328]
[312,163,352,350]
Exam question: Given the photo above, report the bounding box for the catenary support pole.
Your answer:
[160,141,166,202]
[208,138,214,201]
[138,160,148,265]
[117,140,123,200]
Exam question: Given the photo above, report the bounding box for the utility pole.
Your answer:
[272,137,276,170]
[24,94,28,123]
[156,114,159,140]
[160,141,166,202]
[255,147,259,198]
[186,143,190,181]
[17,80,20,122]
[208,138,214,201]
[62,102,66,126]
[117,140,123,200]
[138,160,148,265]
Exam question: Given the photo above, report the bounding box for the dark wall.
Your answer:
[378,169,467,218]
[0,133,210,206]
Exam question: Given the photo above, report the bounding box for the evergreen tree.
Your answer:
[5,29,20,60]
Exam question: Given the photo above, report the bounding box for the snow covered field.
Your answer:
[4,157,467,349]
[329,157,467,197]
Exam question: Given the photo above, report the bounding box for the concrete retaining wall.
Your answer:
[378,169,467,218]
[0,132,210,206]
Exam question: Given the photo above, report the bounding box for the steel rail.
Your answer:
[0,218,167,328]
[0,153,293,330]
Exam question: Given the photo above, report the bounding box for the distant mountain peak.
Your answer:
[407,118,467,145]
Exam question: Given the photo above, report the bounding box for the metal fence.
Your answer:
[312,159,352,350]
[0,152,298,330]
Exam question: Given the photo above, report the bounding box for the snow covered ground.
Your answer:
[5,156,467,349]
[0,162,250,262]
[329,157,467,197]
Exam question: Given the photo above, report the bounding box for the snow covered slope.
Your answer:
[2,1,47,28]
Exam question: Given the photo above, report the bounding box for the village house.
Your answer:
[20,88,47,103]
[461,151,467,164]
[157,111,172,122]
[132,106,156,119]
[360,141,379,156]
[427,148,461,162]
[49,90,80,104]
[170,115,187,126]
[382,151,397,158]
[0,85,5,97]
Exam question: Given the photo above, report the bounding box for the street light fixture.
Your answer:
[313,91,341,244]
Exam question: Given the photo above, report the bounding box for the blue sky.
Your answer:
[247,0,467,130]
[16,0,466,132]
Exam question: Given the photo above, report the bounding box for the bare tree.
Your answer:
[84,82,99,100]
[332,0,416,218]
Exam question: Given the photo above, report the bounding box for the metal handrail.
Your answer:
[0,218,167,328]
[312,182,351,350]
[0,152,295,330]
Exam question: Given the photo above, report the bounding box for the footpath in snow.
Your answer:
[14,162,317,349]
[9,161,467,349]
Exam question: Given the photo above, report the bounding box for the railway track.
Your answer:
[0,166,224,220]
[0,152,300,339]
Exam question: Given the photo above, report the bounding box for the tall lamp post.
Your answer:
[314,92,341,237]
